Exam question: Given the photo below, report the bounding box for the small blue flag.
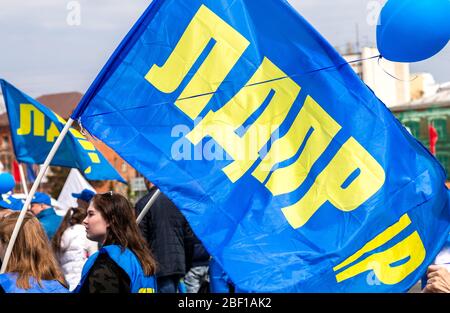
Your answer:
[0,79,125,183]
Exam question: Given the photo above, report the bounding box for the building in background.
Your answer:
[392,83,450,178]
[343,47,411,107]
[344,47,450,179]
[410,73,440,101]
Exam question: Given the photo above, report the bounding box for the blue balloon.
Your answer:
[0,173,16,194]
[377,0,450,63]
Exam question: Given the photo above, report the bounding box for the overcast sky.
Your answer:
[0,0,449,97]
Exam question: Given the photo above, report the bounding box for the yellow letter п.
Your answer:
[145,4,250,120]
[17,104,45,137]
[186,57,301,182]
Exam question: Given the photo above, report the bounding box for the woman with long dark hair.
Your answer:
[74,192,157,293]
[52,193,98,291]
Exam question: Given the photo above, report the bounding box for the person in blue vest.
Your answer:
[0,212,69,293]
[73,192,157,293]
[30,192,63,240]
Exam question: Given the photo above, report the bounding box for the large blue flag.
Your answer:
[71,0,450,292]
[0,79,125,183]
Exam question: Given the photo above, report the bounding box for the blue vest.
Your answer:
[0,273,68,293]
[36,207,63,240]
[74,245,156,293]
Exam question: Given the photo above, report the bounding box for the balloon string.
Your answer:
[80,54,387,120]
[377,56,418,82]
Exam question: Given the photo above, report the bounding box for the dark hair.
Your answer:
[52,200,89,255]
[92,193,157,276]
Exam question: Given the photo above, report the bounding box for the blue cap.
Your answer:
[72,189,96,203]
[31,192,52,206]
[8,196,24,211]
[0,196,23,211]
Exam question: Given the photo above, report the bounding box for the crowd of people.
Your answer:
[0,177,213,293]
[0,177,448,293]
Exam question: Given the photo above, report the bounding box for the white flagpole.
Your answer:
[136,189,161,224]
[18,163,29,197]
[0,118,75,273]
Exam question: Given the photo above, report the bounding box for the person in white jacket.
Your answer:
[52,190,98,290]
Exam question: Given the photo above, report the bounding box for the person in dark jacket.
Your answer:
[184,229,210,293]
[135,181,196,293]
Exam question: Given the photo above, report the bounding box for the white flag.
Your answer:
[57,169,95,214]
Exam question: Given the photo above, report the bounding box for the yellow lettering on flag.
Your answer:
[88,153,100,164]
[46,122,60,142]
[281,137,385,229]
[253,96,341,195]
[70,128,86,139]
[144,4,387,230]
[146,4,250,119]
[17,104,45,137]
[138,288,155,293]
[79,140,96,151]
[186,57,301,182]
[333,214,426,285]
